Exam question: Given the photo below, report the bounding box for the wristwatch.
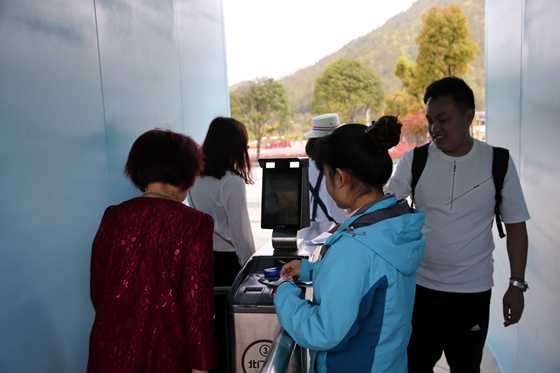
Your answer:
[509,278,529,292]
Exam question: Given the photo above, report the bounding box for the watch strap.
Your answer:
[509,279,529,292]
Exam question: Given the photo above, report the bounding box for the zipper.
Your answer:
[450,161,456,210]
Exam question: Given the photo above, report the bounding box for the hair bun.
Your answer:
[367,115,402,150]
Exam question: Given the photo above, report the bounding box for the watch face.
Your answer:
[511,280,528,291]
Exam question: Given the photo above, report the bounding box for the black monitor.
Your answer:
[259,158,309,251]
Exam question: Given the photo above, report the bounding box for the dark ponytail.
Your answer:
[315,116,402,189]
[366,115,402,151]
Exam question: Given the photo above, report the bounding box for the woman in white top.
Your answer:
[188,117,255,373]
[188,117,255,286]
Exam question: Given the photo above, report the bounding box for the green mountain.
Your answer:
[278,0,485,114]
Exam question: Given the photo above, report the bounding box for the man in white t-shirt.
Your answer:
[387,77,530,373]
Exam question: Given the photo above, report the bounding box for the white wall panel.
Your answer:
[487,1,560,371]
[0,1,228,371]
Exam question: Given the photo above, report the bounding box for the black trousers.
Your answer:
[212,251,241,373]
[408,285,492,373]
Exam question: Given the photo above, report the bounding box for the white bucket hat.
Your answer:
[304,113,341,139]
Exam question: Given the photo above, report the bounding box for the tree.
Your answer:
[384,90,423,118]
[390,5,478,113]
[394,56,422,101]
[312,59,384,122]
[401,111,429,144]
[230,78,291,158]
[415,5,478,89]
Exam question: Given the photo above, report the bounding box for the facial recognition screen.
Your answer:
[262,168,300,228]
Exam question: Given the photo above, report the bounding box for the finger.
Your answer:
[503,300,515,326]
[510,305,523,324]
[503,304,521,326]
[282,266,295,279]
[502,300,510,322]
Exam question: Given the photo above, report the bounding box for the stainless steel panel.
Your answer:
[174,0,230,142]
[485,1,525,368]
[487,1,560,372]
[262,331,306,373]
[0,1,108,372]
[94,0,184,202]
[94,0,230,203]
[233,313,281,373]
[515,1,560,372]
[485,0,524,161]
[0,0,229,372]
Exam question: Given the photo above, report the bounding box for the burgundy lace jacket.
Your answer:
[87,197,216,373]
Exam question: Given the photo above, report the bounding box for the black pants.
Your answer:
[408,285,491,373]
[211,251,241,373]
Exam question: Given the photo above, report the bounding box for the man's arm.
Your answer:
[385,151,413,199]
[506,222,528,280]
[503,222,528,327]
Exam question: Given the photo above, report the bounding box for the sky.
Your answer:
[223,0,417,86]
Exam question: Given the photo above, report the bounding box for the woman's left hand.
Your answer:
[280,260,301,280]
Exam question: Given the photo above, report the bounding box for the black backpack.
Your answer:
[410,143,509,238]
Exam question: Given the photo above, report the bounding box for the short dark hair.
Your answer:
[315,116,402,189]
[423,76,475,111]
[202,117,253,183]
[125,129,203,191]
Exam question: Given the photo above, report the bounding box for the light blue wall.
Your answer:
[0,0,229,372]
[486,1,560,372]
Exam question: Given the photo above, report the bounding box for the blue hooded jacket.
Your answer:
[274,196,425,373]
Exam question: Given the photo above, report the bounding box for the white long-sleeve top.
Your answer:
[187,171,255,265]
[298,160,350,241]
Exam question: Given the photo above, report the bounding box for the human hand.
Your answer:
[280,260,301,280]
[192,369,207,373]
[503,285,524,327]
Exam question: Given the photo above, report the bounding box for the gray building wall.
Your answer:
[0,1,228,372]
[486,1,560,372]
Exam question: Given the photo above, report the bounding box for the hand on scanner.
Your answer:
[280,260,301,281]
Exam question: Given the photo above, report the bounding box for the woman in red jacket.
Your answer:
[87,129,216,373]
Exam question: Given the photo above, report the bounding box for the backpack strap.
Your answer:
[349,199,414,229]
[315,197,337,223]
[409,143,509,239]
[309,170,323,221]
[492,147,510,239]
[411,143,430,207]
[320,199,414,258]
[309,170,336,223]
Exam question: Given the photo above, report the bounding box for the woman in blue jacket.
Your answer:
[275,116,425,373]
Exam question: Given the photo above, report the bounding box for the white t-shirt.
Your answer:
[299,160,350,241]
[187,171,255,265]
[387,140,530,292]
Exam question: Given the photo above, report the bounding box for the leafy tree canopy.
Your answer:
[391,5,478,114]
[415,5,477,89]
[384,90,423,118]
[312,59,384,122]
[230,78,291,156]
